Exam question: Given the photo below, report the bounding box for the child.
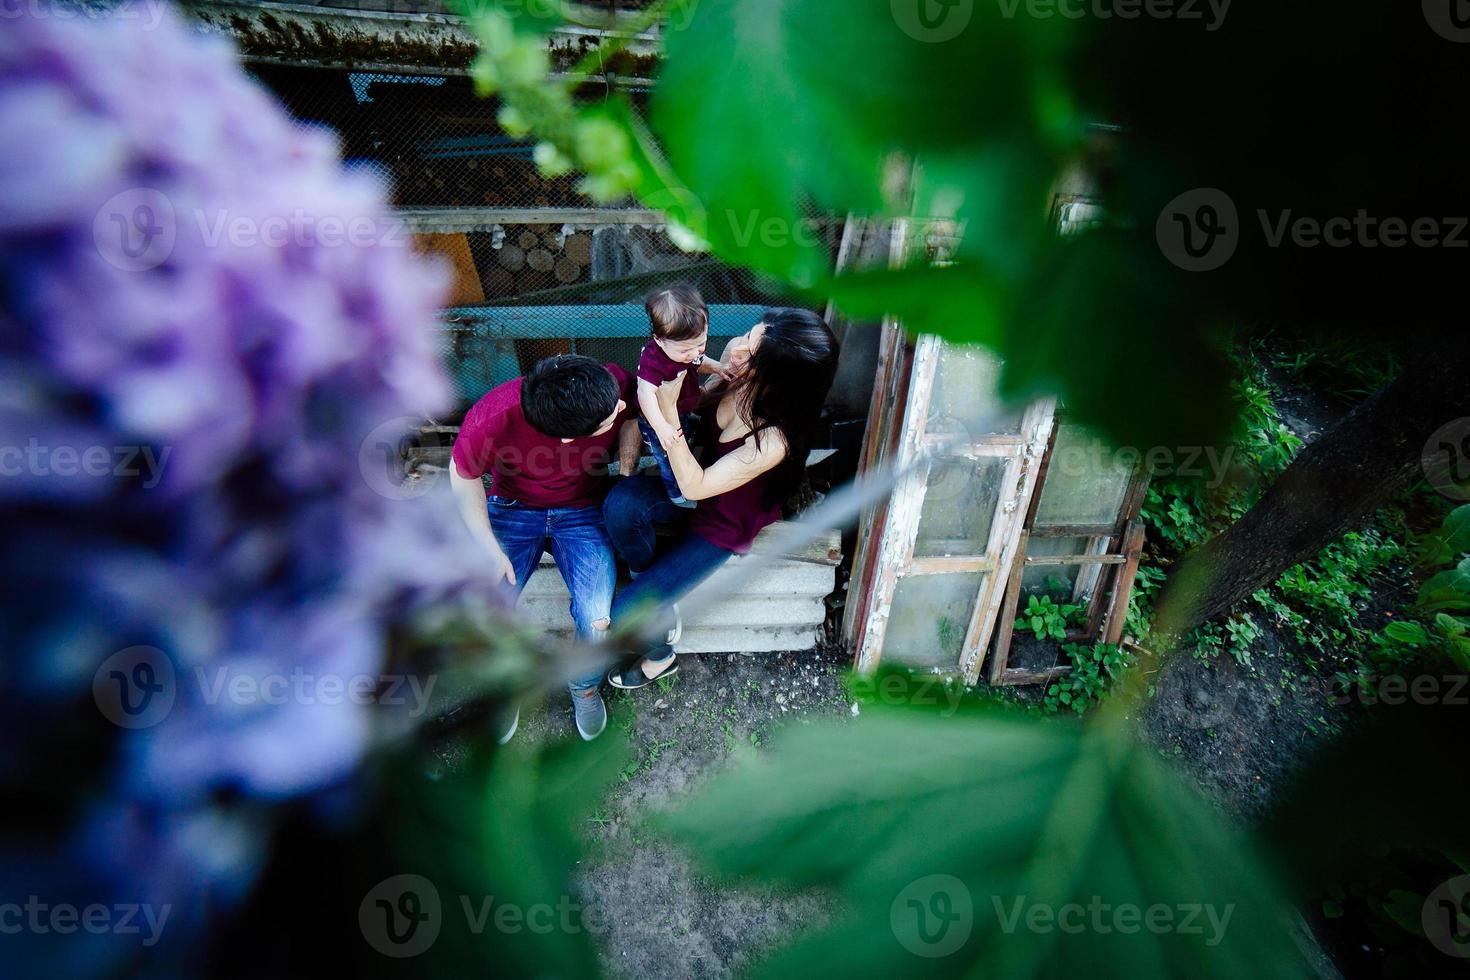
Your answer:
[638,283,726,506]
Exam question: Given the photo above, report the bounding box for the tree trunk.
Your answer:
[1150,347,1470,648]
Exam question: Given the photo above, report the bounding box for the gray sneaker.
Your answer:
[497,706,520,745]
[573,689,607,741]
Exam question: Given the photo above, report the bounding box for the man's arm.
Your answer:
[450,459,515,585]
[617,418,642,476]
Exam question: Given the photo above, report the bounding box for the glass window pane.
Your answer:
[913,457,1006,557]
[1034,424,1134,526]
[882,572,982,670]
[1020,536,1092,595]
[926,343,1022,439]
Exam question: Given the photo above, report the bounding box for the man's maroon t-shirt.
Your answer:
[451,364,634,509]
[637,340,701,415]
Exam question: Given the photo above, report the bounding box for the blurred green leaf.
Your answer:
[661,709,1299,978]
[388,733,629,977]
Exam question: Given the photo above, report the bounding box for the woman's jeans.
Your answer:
[487,496,613,695]
[604,475,733,663]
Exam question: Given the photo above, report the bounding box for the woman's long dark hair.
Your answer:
[734,308,839,508]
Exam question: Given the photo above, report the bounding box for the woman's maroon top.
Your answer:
[688,415,782,554]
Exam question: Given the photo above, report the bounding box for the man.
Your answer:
[450,355,642,740]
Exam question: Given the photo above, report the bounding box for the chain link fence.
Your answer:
[247,61,835,409]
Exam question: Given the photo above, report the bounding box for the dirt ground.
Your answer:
[504,646,851,978]
[496,631,1351,978]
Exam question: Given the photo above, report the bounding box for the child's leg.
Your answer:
[638,416,686,502]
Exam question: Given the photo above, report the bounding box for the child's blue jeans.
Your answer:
[638,414,696,502]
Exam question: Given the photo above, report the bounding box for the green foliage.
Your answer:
[662,709,1300,978]
[1016,594,1083,643]
[387,733,629,976]
[1041,642,1132,715]
[1354,506,1470,676]
[1187,614,1262,668]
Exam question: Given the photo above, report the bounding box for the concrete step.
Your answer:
[515,521,839,654]
[517,554,834,599]
[533,624,822,655]
[519,593,825,628]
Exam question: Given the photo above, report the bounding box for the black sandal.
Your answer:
[607,655,679,690]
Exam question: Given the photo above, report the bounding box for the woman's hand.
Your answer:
[655,374,683,418]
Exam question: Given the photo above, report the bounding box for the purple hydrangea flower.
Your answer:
[1,11,500,974]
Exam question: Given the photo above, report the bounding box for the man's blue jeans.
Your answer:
[487,496,614,694]
[604,475,734,663]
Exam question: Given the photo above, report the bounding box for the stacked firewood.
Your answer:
[485,224,594,298]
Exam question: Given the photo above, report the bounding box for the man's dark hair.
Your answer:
[520,355,620,438]
[644,282,708,341]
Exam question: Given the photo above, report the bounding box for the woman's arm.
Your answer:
[657,423,787,501]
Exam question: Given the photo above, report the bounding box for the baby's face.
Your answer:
[657,330,708,365]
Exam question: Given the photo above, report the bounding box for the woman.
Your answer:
[602,307,839,688]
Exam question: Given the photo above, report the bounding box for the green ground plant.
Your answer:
[1016,594,1084,643]
[1041,642,1133,715]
